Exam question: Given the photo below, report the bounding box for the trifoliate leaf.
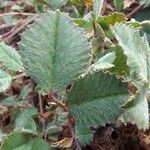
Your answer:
[0,69,11,93]
[20,10,90,93]
[0,42,24,71]
[66,71,128,144]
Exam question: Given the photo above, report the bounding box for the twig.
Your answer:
[0,24,14,33]
[1,14,38,43]
[12,72,26,80]
[127,4,144,18]
[48,92,67,112]
[0,12,35,17]
[39,94,44,114]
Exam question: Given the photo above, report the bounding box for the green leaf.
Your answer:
[0,130,6,143]
[15,117,38,135]
[0,70,11,93]
[1,132,32,150]
[16,108,38,118]
[2,96,26,107]
[134,7,150,42]
[47,0,68,10]
[113,0,123,11]
[82,52,116,77]
[0,42,24,71]
[134,6,150,21]
[66,71,128,137]
[73,18,93,30]
[97,12,126,39]
[1,132,50,150]
[76,127,93,145]
[111,23,150,89]
[139,0,150,8]
[15,108,38,135]
[20,10,90,93]
[93,0,104,18]
[97,12,126,29]
[129,20,150,43]
[32,138,50,150]
[91,52,116,70]
[108,46,129,76]
[122,84,149,129]
[111,23,150,129]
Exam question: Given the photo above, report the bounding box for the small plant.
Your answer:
[0,0,150,149]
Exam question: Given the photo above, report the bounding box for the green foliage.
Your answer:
[139,0,150,8]
[113,0,123,11]
[0,42,24,93]
[20,10,90,93]
[1,96,26,107]
[0,42,24,71]
[93,0,104,18]
[76,127,93,145]
[1,0,150,148]
[47,0,68,10]
[0,70,11,93]
[15,108,38,135]
[1,132,50,150]
[122,85,149,129]
[97,12,126,39]
[111,23,150,129]
[66,71,128,144]
[111,23,150,88]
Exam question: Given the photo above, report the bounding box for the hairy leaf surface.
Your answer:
[112,23,150,88]
[0,42,23,71]
[66,72,128,135]
[1,132,50,150]
[111,23,150,129]
[47,0,68,9]
[93,0,104,18]
[0,70,11,93]
[20,11,90,93]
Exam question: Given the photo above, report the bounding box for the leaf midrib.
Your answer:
[50,11,60,87]
[68,92,128,106]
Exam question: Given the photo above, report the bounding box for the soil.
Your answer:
[83,123,150,150]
